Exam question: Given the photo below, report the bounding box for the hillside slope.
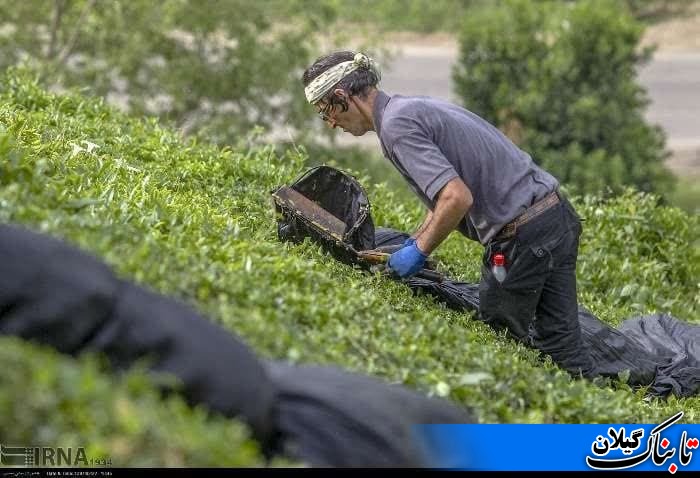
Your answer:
[0,70,698,465]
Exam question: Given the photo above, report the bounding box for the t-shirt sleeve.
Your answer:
[391,128,459,202]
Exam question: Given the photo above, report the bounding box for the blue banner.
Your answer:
[414,411,700,472]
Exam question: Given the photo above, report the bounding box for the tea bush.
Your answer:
[0,338,266,467]
[0,69,697,465]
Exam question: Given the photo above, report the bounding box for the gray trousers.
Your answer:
[478,196,596,378]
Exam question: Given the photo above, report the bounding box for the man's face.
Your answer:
[315,92,369,136]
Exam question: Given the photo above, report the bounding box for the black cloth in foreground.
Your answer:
[374,227,700,398]
[267,362,469,467]
[0,223,276,444]
[0,223,473,467]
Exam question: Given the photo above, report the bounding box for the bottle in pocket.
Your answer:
[491,253,507,283]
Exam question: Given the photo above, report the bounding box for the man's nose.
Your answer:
[328,118,338,129]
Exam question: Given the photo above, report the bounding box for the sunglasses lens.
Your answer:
[317,103,332,122]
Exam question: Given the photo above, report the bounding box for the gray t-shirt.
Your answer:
[372,91,558,244]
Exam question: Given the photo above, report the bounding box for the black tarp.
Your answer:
[0,223,473,468]
[273,166,700,398]
[267,361,471,467]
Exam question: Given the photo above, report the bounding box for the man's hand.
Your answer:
[387,240,427,278]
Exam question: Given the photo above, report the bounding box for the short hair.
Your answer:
[302,50,380,112]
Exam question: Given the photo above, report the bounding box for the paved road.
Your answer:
[338,45,700,175]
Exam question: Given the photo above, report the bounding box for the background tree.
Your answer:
[453,0,675,197]
[0,0,337,145]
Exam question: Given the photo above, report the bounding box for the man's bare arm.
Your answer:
[415,178,472,255]
[413,210,434,239]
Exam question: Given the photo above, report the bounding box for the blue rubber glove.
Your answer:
[388,240,428,278]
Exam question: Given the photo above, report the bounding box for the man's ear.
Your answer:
[332,88,347,100]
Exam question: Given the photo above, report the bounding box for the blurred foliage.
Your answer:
[453,0,676,199]
[331,0,482,33]
[621,0,698,23]
[0,337,269,467]
[0,0,338,146]
[329,0,698,33]
[0,0,695,146]
[669,175,700,216]
[1,71,698,462]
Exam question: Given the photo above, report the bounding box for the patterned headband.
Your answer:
[304,52,381,104]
